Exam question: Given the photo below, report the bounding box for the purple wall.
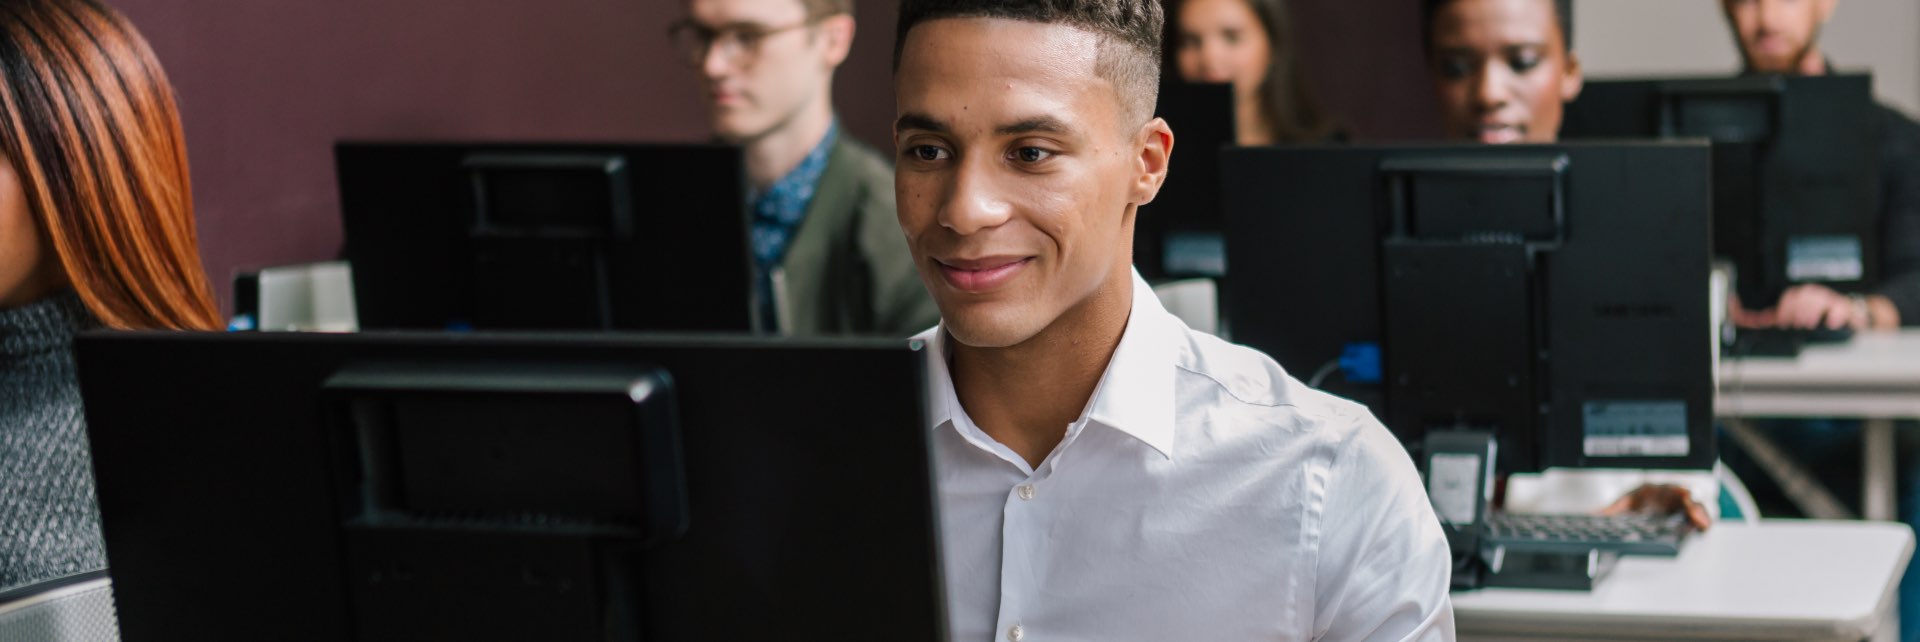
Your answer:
[105,0,1435,310]
[1293,0,1445,141]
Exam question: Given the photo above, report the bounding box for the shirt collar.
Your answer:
[750,120,839,216]
[914,268,1181,459]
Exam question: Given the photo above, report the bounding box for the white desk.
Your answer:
[1718,330,1920,521]
[1454,520,1914,641]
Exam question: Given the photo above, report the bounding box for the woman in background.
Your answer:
[1169,0,1340,145]
[0,0,219,591]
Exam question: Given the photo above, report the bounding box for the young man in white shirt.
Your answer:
[890,1,1455,639]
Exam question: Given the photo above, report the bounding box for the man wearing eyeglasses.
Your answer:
[672,0,938,336]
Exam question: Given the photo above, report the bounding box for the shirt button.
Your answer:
[1008,624,1025,642]
[1016,484,1036,501]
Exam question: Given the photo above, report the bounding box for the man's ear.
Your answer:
[1560,50,1585,103]
[818,14,856,69]
[1131,117,1175,207]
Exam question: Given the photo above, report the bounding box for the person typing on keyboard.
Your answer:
[1600,483,1714,530]
[1710,3,1920,640]
[1421,0,1718,546]
[1716,0,1920,333]
[1499,473,1713,553]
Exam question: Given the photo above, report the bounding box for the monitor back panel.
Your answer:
[77,332,941,641]
[1222,143,1715,472]
[1565,75,1881,304]
[338,143,755,332]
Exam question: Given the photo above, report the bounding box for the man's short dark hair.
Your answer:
[894,0,1164,126]
[1423,0,1574,54]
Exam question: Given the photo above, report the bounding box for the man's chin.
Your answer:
[1745,51,1800,75]
[710,116,768,143]
[939,306,1046,351]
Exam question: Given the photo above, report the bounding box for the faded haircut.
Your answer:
[894,0,1164,127]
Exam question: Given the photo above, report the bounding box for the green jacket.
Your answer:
[777,136,940,337]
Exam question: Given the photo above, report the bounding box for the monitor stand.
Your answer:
[1481,546,1620,591]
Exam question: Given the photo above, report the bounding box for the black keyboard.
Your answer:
[1730,327,1855,357]
[1483,512,1692,557]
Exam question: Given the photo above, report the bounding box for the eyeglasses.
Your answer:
[668,18,819,68]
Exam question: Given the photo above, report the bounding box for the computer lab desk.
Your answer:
[1453,520,1914,641]
[1718,330,1920,521]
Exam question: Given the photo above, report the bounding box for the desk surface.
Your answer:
[1452,520,1914,641]
[1721,330,1920,388]
[1718,330,1920,418]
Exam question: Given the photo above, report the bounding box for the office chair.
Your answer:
[0,571,118,642]
[1152,277,1220,336]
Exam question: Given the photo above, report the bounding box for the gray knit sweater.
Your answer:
[0,290,105,592]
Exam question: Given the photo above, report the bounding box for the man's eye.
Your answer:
[1011,147,1052,164]
[910,146,950,162]
[1508,54,1541,73]
[1439,58,1473,79]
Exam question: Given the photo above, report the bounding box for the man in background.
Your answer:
[1422,0,1724,532]
[1717,3,1920,640]
[1719,0,1920,331]
[673,0,937,335]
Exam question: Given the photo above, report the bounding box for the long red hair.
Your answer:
[0,0,217,330]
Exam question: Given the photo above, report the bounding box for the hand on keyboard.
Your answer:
[1601,483,1712,531]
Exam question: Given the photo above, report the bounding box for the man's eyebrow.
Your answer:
[895,113,949,134]
[997,117,1073,136]
[676,19,772,31]
[894,114,1076,136]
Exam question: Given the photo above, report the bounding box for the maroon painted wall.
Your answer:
[105,0,1434,311]
[1292,0,1445,141]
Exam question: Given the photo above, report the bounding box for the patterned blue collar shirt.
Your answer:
[748,121,839,333]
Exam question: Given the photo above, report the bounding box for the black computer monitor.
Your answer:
[1135,82,1236,280]
[1221,143,1716,474]
[338,142,757,332]
[1563,74,1881,308]
[76,332,944,641]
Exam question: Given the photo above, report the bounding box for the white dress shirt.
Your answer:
[915,270,1455,642]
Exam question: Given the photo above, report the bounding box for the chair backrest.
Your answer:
[1717,459,1763,524]
[1152,277,1220,337]
[0,572,118,642]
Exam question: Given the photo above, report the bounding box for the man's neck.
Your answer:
[742,96,836,189]
[949,267,1136,469]
[1752,47,1829,77]
[1797,47,1828,76]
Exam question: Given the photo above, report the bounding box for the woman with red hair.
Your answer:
[0,0,218,591]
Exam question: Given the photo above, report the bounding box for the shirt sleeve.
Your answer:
[1311,414,1456,642]
[1875,108,1920,325]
